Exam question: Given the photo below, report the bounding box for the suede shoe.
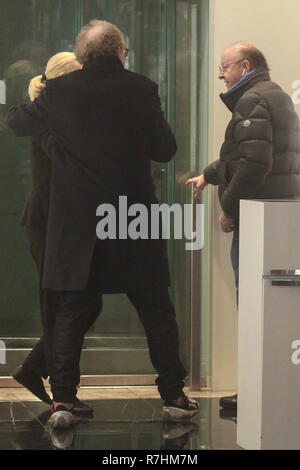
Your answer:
[219,393,237,409]
[162,394,199,422]
[12,365,52,405]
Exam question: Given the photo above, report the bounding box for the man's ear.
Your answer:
[244,59,251,72]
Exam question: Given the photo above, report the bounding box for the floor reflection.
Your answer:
[0,398,240,450]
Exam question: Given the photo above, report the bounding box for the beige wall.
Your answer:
[208,0,300,390]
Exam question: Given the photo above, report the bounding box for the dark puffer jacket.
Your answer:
[204,69,300,220]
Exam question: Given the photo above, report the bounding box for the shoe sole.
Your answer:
[162,406,199,423]
[48,411,76,430]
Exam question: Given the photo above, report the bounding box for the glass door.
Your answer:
[80,0,172,380]
[0,0,208,385]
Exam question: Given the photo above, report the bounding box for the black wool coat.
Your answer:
[21,133,52,230]
[7,56,177,292]
[204,69,300,220]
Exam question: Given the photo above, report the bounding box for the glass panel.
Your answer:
[0,0,80,338]
[172,0,210,374]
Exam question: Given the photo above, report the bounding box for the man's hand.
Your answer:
[185,174,208,198]
[219,211,235,233]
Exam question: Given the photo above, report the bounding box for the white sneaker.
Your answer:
[48,404,76,430]
[162,394,199,422]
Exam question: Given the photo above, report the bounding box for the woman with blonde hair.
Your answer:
[11,52,91,415]
[28,52,81,101]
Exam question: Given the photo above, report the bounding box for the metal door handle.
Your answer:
[264,272,300,286]
[190,183,201,389]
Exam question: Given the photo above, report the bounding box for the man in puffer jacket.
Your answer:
[186,41,300,410]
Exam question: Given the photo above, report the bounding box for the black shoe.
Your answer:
[219,408,237,423]
[219,393,237,409]
[162,394,200,422]
[72,397,93,416]
[12,365,52,405]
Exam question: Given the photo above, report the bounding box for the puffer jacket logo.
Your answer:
[242,119,251,127]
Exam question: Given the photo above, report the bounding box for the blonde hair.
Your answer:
[28,52,80,101]
[76,20,124,64]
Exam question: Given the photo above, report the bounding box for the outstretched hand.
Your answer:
[185,174,208,198]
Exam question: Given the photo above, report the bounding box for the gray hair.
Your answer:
[75,20,124,64]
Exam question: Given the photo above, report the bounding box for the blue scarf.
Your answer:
[223,69,256,95]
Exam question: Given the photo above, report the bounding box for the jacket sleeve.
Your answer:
[220,94,273,217]
[143,83,177,162]
[6,87,51,137]
[204,159,222,185]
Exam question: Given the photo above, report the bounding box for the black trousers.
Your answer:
[23,228,186,402]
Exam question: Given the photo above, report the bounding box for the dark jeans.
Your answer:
[230,229,239,304]
[23,228,186,403]
[48,286,186,403]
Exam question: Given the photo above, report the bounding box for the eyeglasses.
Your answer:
[219,58,245,73]
[124,48,130,58]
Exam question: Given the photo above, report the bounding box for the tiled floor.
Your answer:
[0,386,235,402]
[0,386,240,450]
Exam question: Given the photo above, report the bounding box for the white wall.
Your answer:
[208,0,300,390]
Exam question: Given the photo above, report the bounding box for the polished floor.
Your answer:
[0,387,240,450]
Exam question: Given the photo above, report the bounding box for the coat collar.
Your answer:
[220,69,271,112]
[83,55,124,72]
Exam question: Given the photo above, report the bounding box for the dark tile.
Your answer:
[0,397,241,450]
[0,400,42,423]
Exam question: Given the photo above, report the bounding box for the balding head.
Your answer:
[76,20,125,65]
[222,42,269,70]
[219,41,269,90]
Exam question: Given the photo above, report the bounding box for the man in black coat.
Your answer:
[187,41,300,410]
[7,20,199,424]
